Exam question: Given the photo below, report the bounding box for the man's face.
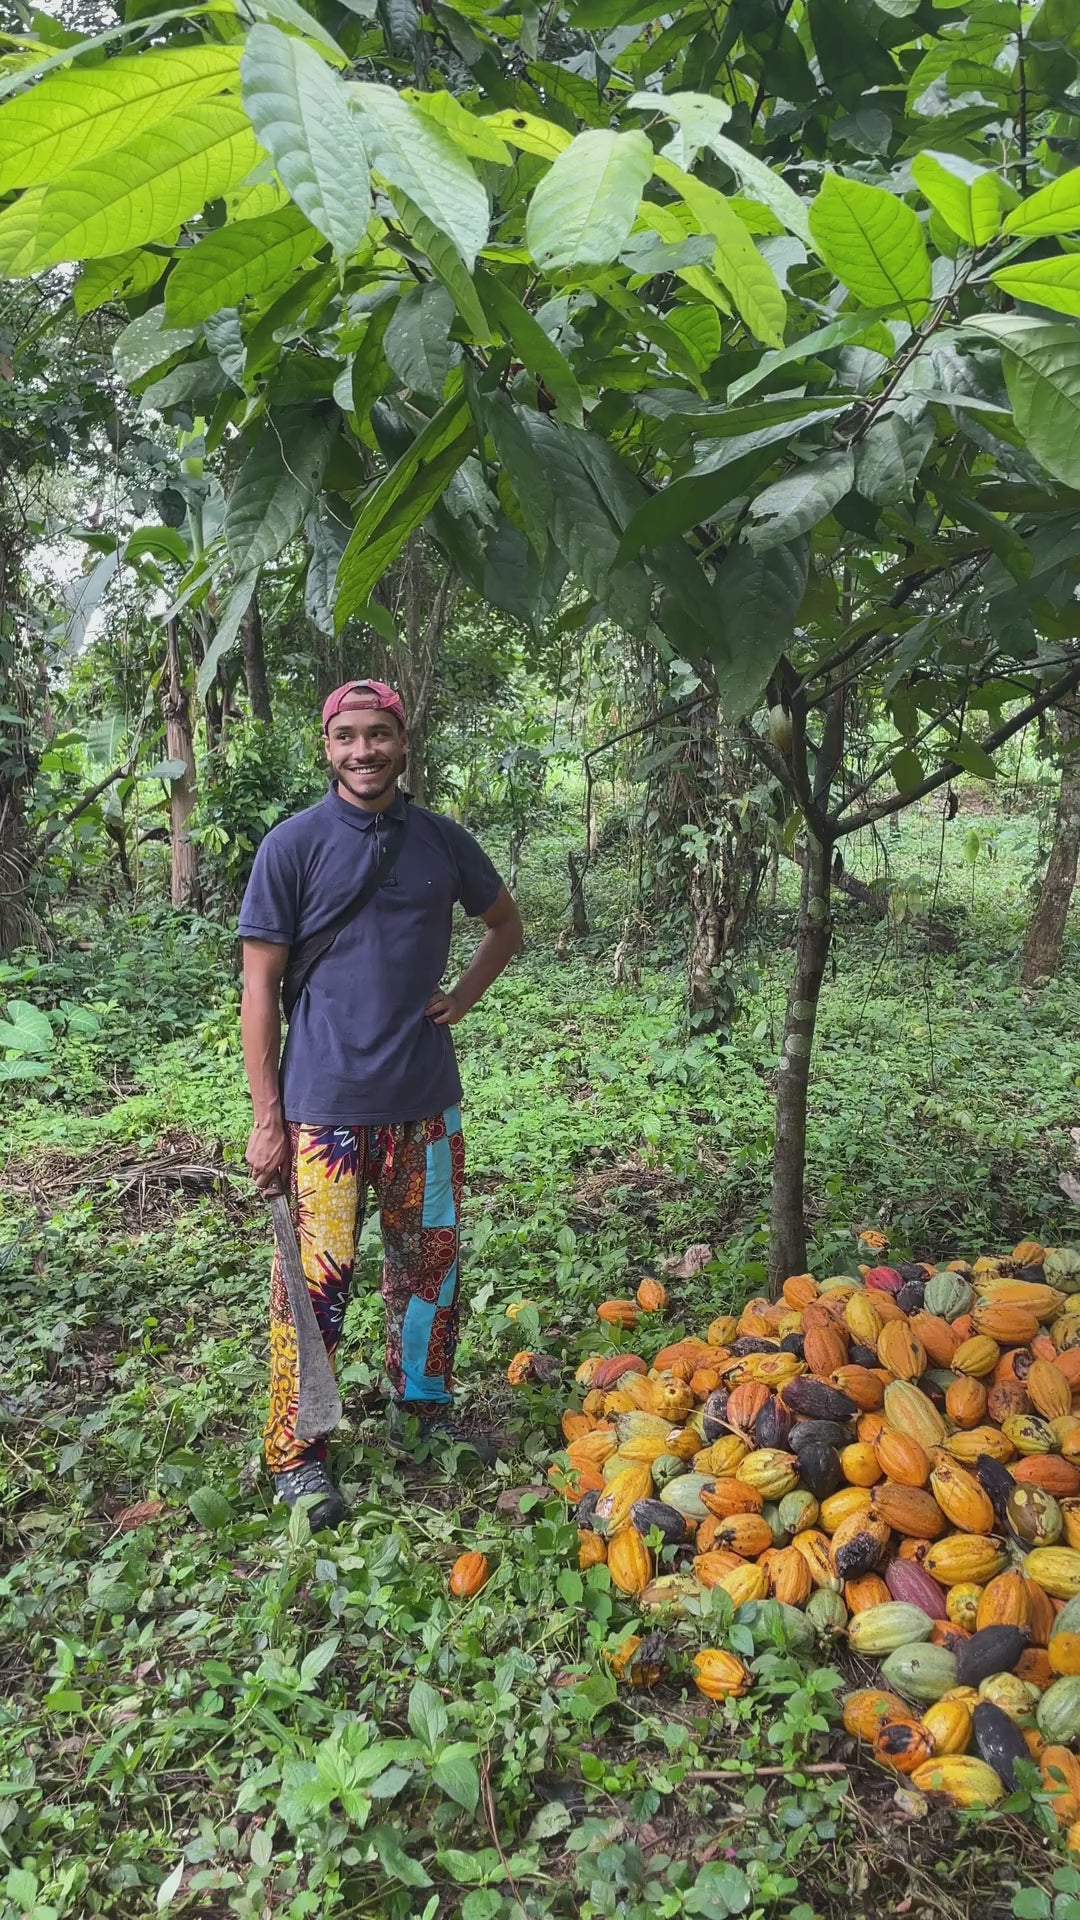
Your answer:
[324,703,408,807]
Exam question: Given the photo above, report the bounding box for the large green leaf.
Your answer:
[627,89,731,170]
[388,190,491,340]
[654,157,786,346]
[384,282,457,397]
[0,1000,54,1056]
[526,129,653,271]
[1003,165,1080,238]
[0,46,241,193]
[348,82,488,268]
[0,188,49,276]
[164,206,320,326]
[477,388,554,560]
[347,298,395,420]
[304,501,352,634]
[911,151,1010,247]
[969,319,1080,490]
[240,26,370,264]
[476,269,583,426]
[334,393,475,626]
[746,449,855,549]
[195,572,259,700]
[402,88,511,164]
[728,311,892,401]
[74,248,166,315]
[25,101,263,268]
[992,254,1080,319]
[506,413,650,635]
[808,174,931,322]
[713,541,809,718]
[480,109,571,161]
[854,408,933,505]
[113,305,199,383]
[709,133,813,248]
[224,412,336,571]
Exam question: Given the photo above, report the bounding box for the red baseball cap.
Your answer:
[322,679,407,732]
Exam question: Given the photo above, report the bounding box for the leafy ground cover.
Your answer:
[1,799,1078,1918]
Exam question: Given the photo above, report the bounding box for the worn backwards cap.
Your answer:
[322,678,407,732]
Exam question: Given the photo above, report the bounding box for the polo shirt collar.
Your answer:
[325,783,408,831]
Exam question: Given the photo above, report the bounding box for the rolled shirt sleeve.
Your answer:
[442,819,504,917]
[238,831,300,945]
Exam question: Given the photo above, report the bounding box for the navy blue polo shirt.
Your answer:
[238,785,503,1126]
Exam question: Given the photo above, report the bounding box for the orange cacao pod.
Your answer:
[875,1429,931,1488]
[872,1482,948,1539]
[878,1322,927,1380]
[946,1377,988,1429]
[449,1551,490,1597]
[597,1299,640,1328]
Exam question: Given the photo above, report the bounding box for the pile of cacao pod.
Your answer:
[549,1240,1080,1827]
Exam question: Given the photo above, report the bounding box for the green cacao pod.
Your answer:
[925,1273,973,1320]
[880,1644,960,1704]
[806,1587,848,1636]
[847,1603,935,1657]
[1036,1675,1080,1744]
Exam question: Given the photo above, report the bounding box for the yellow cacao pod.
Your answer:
[929,1459,995,1535]
[693,1649,750,1700]
[946,1584,984,1630]
[978,1673,1041,1723]
[694,1436,749,1476]
[945,1425,1016,1465]
[840,1443,882,1488]
[716,1560,770,1607]
[791,1528,842,1591]
[1002,1414,1056,1457]
[921,1698,973,1757]
[1025,1548,1080,1599]
[1028,1361,1073,1422]
[883,1381,947,1450]
[845,1293,884,1346]
[910,1757,1005,1806]
[976,1571,1031,1633]
[735,1448,800,1499]
[819,1486,873,1534]
[952,1336,1001,1378]
[607,1527,653,1595]
[923,1534,1009,1587]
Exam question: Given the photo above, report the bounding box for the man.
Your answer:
[239,678,522,1531]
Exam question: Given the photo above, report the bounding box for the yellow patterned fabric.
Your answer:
[265,1110,464,1472]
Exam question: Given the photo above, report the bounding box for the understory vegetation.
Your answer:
[2,801,1078,1919]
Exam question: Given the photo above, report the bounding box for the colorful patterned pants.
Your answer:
[265,1107,464,1473]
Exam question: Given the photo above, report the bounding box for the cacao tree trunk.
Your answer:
[1021,708,1080,987]
[163,619,201,910]
[240,589,273,726]
[567,850,589,934]
[687,856,722,1021]
[769,832,833,1295]
[0,780,37,954]
[508,822,525,894]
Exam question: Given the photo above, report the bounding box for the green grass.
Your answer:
[0,794,1078,1917]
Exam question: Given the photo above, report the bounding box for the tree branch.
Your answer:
[35,763,130,857]
[833,661,1080,839]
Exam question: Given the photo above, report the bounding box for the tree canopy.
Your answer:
[1,0,1078,759]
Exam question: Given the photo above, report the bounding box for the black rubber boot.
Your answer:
[271,1459,347,1531]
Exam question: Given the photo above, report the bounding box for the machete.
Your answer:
[266,1187,343,1442]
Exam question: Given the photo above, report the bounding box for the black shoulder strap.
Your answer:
[281,804,410,1020]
